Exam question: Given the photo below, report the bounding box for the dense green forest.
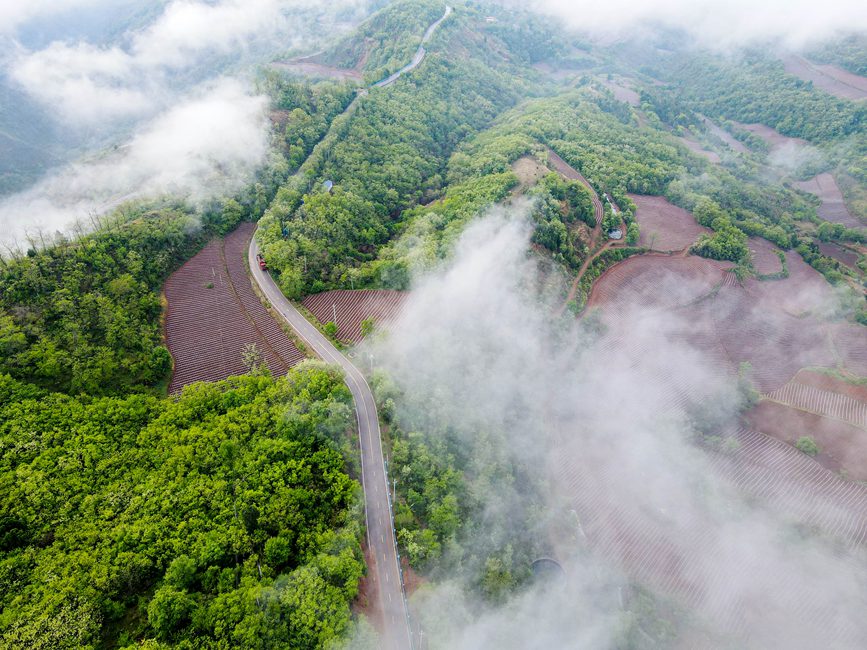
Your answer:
[0,69,369,649]
[809,33,867,77]
[0,365,363,649]
[319,0,446,84]
[661,55,865,142]
[371,370,543,606]
[2,0,867,646]
[258,47,531,297]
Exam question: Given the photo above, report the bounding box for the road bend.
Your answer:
[374,5,452,88]
[248,239,413,650]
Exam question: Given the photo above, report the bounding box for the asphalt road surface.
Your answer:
[249,239,413,650]
[374,5,452,88]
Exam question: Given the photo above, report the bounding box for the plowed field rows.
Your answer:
[303,289,407,343]
[712,283,835,392]
[746,401,867,480]
[554,424,867,645]
[794,173,861,228]
[629,194,710,252]
[767,381,867,428]
[164,223,304,393]
[783,55,867,101]
[587,254,729,316]
[831,323,867,377]
[748,237,783,275]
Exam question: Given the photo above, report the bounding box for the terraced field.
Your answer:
[164,222,304,393]
[783,55,867,101]
[748,237,784,276]
[553,422,867,647]
[767,380,867,429]
[629,194,710,252]
[302,289,407,343]
[794,173,861,228]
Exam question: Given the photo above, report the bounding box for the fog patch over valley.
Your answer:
[0,0,371,249]
[0,79,268,250]
[363,204,867,648]
[519,0,867,49]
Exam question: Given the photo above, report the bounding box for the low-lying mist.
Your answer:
[517,0,867,50]
[0,0,372,250]
[363,203,867,648]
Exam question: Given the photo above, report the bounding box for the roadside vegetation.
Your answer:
[0,71,369,649]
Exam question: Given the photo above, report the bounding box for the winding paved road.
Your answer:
[374,6,452,88]
[246,10,455,647]
[248,240,412,650]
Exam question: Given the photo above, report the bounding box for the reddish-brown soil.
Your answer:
[791,369,867,402]
[272,61,363,81]
[794,173,862,228]
[748,237,783,275]
[302,289,407,343]
[354,544,385,639]
[163,223,304,393]
[401,557,425,597]
[829,322,867,377]
[679,135,721,164]
[629,194,710,252]
[734,122,809,153]
[587,254,730,315]
[783,55,867,101]
[511,155,549,193]
[746,401,867,480]
[766,375,867,428]
[817,241,861,267]
[701,117,749,154]
[744,251,834,316]
[552,423,867,642]
[599,78,640,106]
[587,249,841,392]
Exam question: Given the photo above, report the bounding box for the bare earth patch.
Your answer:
[629,194,710,252]
[748,237,783,276]
[794,172,862,228]
[511,155,549,193]
[599,77,640,106]
[164,223,304,393]
[746,401,867,480]
[817,241,860,267]
[302,289,407,344]
[679,135,721,164]
[783,55,867,101]
[734,122,809,153]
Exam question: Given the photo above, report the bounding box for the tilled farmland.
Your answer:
[794,172,862,228]
[629,194,711,252]
[553,419,867,647]
[164,222,304,393]
[302,289,408,343]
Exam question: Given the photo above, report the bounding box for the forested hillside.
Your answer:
[319,0,446,84]
[0,63,369,650]
[0,365,363,649]
[257,7,543,297]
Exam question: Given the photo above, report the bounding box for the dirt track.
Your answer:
[164,222,304,393]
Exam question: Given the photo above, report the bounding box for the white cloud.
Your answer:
[0,0,105,35]
[7,0,290,125]
[10,42,151,122]
[367,206,867,648]
[527,0,867,49]
[0,79,268,249]
[131,0,285,68]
